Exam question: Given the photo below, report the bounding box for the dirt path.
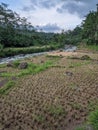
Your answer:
[0,51,98,130]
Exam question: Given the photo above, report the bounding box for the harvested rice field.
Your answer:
[0,50,98,130]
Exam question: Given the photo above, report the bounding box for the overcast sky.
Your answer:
[0,0,98,32]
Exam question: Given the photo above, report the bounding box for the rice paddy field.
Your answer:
[0,50,98,130]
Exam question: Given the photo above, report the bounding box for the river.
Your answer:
[0,45,77,64]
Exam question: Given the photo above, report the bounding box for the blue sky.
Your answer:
[0,0,98,32]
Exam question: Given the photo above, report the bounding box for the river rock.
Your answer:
[18,62,28,69]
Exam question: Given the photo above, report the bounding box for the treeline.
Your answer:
[65,4,98,45]
[82,5,98,45]
[0,3,63,49]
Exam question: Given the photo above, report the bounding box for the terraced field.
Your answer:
[0,51,98,130]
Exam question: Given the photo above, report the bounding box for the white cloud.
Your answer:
[1,0,97,32]
[17,1,82,32]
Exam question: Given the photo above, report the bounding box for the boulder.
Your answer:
[65,71,73,76]
[40,60,44,63]
[18,62,28,69]
[7,61,14,67]
[81,55,91,60]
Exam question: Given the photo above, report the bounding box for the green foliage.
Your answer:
[64,26,82,45]
[0,81,15,94]
[82,8,98,45]
[0,44,3,51]
[88,109,98,130]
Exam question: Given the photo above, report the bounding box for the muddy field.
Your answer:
[0,51,98,130]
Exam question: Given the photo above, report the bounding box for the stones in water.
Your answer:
[18,62,28,69]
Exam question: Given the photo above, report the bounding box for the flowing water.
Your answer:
[0,46,77,64]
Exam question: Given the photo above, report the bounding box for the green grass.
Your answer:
[69,102,81,110]
[0,60,53,78]
[13,60,20,68]
[88,109,98,130]
[18,61,53,77]
[0,60,55,94]
[0,64,6,68]
[87,101,98,111]
[75,126,86,130]
[0,81,15,95]
[33,114,45,122]
[68,61,91,68]
[75,105,98,130]
[48,105,66,116]
[86,45,98,51]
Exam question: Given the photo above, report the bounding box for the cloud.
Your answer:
[2,0,97,32]
[23,0,98,17]
[36,23,62,33]
[57,0,98,17]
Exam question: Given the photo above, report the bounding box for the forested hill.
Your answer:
[0,3,57,48]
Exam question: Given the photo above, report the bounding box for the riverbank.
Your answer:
[0,44,60,58]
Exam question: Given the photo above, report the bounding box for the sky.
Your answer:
[0,0,98,33]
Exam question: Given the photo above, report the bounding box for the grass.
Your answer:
[0,60,54,94]
[69,83,78,89]
[86,45,98,51]
[48,105,66,116]
[88,109,98,130]
[0,81,15,94]
[0,64,6,68]
[78,44,98,52]
[68,61,91,68]
[87,101,98,111]
[69,102,81,110]
[75,105,98,130]
[0,60,53,78]
[75,126,86,130]
[33,114,45,122]
[18,61,53,77]
[46,55,63,59]
[13,60,20,68]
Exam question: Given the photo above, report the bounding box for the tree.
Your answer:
[82,4,98,45]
